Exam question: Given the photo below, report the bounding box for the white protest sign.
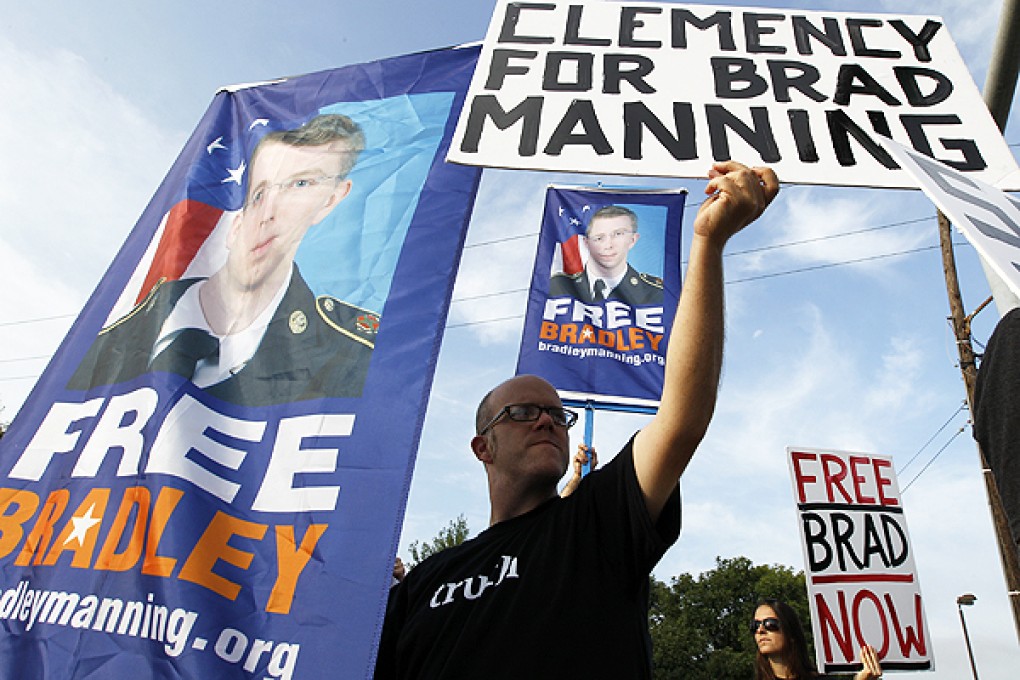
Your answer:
[883,137,1020,302]
[450,0,1019,189]
[788,447,932,673]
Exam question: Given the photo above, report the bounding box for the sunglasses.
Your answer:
[750,617,782,634]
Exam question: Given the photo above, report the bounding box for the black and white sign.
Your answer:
[450,0,1019,189]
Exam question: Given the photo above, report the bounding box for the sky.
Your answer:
[0,1,1018,677]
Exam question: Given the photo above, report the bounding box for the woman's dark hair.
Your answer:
[753,599,817,680]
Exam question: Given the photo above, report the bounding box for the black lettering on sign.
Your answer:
[460,95,543,156]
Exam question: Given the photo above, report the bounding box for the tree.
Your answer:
[406,514,470,569]
[649,556,809,680]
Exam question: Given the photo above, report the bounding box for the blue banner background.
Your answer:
[0,46,481,680]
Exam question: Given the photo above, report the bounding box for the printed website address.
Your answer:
[538,341,665,366]
[0,580,300,678]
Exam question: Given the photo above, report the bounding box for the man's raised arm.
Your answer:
[634,161,779,521]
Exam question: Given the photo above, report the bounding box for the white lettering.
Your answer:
[253,414,352,512]
[74,388,159,478]
[146,393,265,502]
[10,399,104,480]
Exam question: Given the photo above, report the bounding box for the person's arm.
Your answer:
[633,161,779,521]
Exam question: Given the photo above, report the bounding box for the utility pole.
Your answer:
[938,0,1020,642]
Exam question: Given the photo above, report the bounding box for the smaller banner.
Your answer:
[788,447,932,673]
[516,186,685,408]
[882,138,1020,302]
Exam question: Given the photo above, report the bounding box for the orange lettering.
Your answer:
[267,524,328,614]
[0,489,40,559]
[540,321,558,340]
[95,487,150,572]
[43,487,111,568]
[179,511,266,600]
[143,487,184,577]
[15,489,69,566]
[628,327,645,350]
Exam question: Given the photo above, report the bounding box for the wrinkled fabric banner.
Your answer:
[0,45,481,679]
[516,186,685,408]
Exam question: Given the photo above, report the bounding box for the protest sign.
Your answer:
[517,186,685,408]
[450,0,1019,190]
[788,447,932,672]
[883,137,1020,303]
[0,46,482,680]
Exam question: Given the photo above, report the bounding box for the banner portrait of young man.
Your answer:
[0,46,481,680]
[516,186,686,408]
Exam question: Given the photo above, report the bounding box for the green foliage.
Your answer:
[649,556,809,680]
[406,514,470,569]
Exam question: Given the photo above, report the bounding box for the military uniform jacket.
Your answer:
[548,264,663,305]
[67,265,378,406]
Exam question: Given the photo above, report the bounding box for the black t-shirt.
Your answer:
[374,437,682,679]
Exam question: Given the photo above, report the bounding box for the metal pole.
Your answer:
[956,594,980,680]
[582,401,594,475]
[984,0,1020,131]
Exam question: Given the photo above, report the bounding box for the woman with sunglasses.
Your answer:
[752,599,882,680]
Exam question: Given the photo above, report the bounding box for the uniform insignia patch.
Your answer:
[356,314,380,335]
[289,310,308,334]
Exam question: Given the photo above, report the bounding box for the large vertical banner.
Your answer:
[517,186,685,407]
[0,46,482,679]
[788,447,932,673]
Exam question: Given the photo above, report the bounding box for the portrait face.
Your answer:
[585,214,639,276]
[225,139,353,292]
[474,376,571,484]
[752,604,787,656]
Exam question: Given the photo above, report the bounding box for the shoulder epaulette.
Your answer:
[316,296,380,349]
[99,277,169,335]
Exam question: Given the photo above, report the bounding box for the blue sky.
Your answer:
[1,1,1018,677]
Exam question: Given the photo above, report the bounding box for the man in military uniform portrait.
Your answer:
[548,205,663,306]
[68,114,379,407]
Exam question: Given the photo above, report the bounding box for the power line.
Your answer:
[452,288,528,304]
[726,242,963,285]
[0,355,51,364]
[446,315,521,330]
[901,426,967,494]
[440,241,970,330]
[726,216,931,258]
[0,314,75,328]
[897,401,966,477]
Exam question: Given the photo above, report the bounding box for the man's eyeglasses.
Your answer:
[750,617,782,634]
[587,229,636,244]
[478,403,579,435]
[246,174,342,208]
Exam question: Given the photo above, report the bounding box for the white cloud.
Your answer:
[0,37,183,417]
[736,187,933,277]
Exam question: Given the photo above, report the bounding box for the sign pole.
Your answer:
[582,401,595,476]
